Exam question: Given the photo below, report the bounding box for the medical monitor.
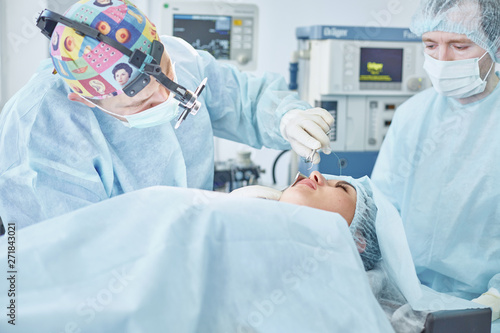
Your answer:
[160,2,258,71]
[296,25,428,96]
[359,47,404,89]
[173,14,231,60]
[294,25,430,172]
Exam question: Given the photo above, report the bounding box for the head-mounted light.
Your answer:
[36,9,206,128]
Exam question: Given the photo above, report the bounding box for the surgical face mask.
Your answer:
[84,64,180,129]
[423,52,494,99]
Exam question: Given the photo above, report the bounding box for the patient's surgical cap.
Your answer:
[347,176,381,271]
[410,0,500,62]
[49,0,159,99]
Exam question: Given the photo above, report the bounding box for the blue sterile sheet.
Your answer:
[0,186,394,332]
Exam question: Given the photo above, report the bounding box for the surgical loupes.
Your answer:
[174,77,208,129]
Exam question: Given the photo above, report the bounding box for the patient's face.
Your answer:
[279,171,357,225]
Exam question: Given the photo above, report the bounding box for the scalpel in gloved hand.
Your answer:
[304,129,333,169]
[280,108,334,164]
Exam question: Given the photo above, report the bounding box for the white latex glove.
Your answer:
[230,185,282,201]
[472,287,500,321]
[280,108,334,164]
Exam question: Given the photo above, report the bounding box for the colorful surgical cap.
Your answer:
[49,0,159,99]
[410,0,500,62]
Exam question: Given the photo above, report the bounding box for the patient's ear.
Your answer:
[355,231,367,253]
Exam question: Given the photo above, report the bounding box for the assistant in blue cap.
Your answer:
[372,0,500,308]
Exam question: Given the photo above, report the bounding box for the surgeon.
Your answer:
[371,0,500,321]
[0,0,333,229]
[232,171,382,271]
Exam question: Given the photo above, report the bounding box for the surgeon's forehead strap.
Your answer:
[36,9,132,57]
[36,8,192,102]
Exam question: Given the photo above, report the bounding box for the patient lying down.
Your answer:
[232,172,428,332]
[231,171,382,271]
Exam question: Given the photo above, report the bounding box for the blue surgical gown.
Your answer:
[371,74,500,300]
[0,36,309,229]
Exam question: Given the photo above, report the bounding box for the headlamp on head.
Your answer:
[36,5,206,128]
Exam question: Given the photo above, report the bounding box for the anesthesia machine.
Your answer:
[293,25,429,177]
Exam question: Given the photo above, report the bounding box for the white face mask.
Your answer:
[423,52,494,99]
[84,64,180,129]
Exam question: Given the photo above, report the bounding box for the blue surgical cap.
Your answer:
[348,176,381,271]
[410,0,500,62]
[326,175,381,271]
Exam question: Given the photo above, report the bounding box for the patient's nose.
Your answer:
[309,171,326,186]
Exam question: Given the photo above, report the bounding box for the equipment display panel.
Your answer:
[173,14,231,60]
[359,47,403,83]
[161,2,258,70]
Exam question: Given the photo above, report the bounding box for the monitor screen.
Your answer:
[173,14,231,60]
[359,48,403,83]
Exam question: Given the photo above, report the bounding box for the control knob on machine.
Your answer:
[237,54,250,65]
[407,77,426,91]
